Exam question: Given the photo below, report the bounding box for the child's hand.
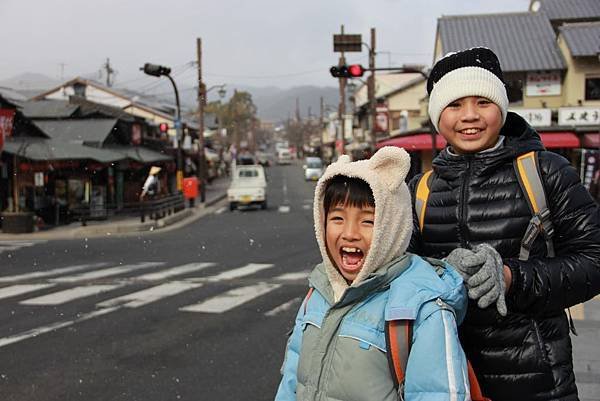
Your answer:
[467,244,508,316]
[444,247,487,281]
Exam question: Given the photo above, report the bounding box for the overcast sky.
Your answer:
[1,0,530,92]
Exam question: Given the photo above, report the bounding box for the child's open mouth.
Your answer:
[339,246,365,273]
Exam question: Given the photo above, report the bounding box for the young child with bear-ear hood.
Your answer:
[274,146,470,401]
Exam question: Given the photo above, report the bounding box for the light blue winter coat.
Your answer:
[274,254,469,401]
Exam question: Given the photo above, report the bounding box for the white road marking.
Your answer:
[0,284,56,300]
[179,282,281,313]
[50,262,164,283]
[132,262,215,282]
[302,204,311,210]
[0,263,108,283]
[0,306,120,349]
[214,207,226,215]
[184,263,274,283]
[274,271,310,281]
[0,240,46,254]
[20,284,124,306]
[97,281,203,308]
[264,297,302,317]
[278,205,290,213]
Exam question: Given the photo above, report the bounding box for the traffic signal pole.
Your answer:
[196,38,207,203]
[368,28,377,151]
[338,25,346,157]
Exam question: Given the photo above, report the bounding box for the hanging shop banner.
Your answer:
[131,123,142,145]
[581,149,599,191]
[375,106,389,133]
[0,108,16,152]
[559,107,600,126]
[512,108,552,127]
[526,72,561,96]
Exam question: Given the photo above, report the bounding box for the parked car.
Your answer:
[304,157,323,181]
[255,151,272,167]
[227,165,267,211]
[276,148,292,165]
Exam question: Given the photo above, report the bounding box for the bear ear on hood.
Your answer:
[368,146,411,190]
[336,154,352,164]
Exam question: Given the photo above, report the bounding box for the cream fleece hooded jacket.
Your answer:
[313,146,413,301]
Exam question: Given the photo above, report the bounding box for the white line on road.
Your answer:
[184,263,274,283]
[214,207,226,215]
[274,271,310,281]
[0,263,109,283]
[179,282,281,313]
[97,281,203,308]
[264,297,302,317]
[0,284,56,300]
[0,306,120,349]
[50,262,164,283]
[302,204,311,210]
[20,284,124,306]
[132,262,215,282]
[278,206,290,213]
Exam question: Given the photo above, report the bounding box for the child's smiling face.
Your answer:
[325,202,374,284]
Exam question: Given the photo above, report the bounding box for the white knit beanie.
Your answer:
[427,47,509,133]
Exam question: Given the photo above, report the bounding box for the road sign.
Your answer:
[333,34,362,52]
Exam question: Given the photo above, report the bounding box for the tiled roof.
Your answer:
[3,136,124,163]
[560,22,600,57]
[534,0,600,21]
[19,100,79,119]
[438,12,566,72]
[33,119,118,145]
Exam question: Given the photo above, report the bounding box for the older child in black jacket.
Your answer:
[408,47,600,401]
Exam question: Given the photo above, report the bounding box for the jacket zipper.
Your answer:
[458,159,472,248]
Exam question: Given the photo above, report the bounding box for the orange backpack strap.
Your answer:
[384,319,413,390]
[385,319,491,400]
[415,170,434,232]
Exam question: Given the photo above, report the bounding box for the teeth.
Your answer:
[342,247,360,253]
[461,128,480,134]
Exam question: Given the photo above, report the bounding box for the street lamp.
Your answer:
[141,62,184,192]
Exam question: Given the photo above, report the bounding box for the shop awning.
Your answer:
[539,132,580,149]
[582,133,600,148]
[3,137,125,163]
[105,145,172,163]
[377,134,447,151]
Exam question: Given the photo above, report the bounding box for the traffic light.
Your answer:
[329,64,366,78]
[142,63,172,77]
[158,122,169,134]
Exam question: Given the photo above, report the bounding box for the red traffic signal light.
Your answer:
[159,122,169,133]
[329,64,366,78]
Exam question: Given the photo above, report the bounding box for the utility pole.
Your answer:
[104,58,115,87]
[368,28,377,151]
[338,25,347,157]
[196,38,207,203]
[319,96,324,159]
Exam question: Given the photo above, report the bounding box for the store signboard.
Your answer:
[581,149,599,191]
[0,108,16,152]
[375,106,389,133]
[512,108,552,127]
[526,72,561,96]
[558,107,600,126]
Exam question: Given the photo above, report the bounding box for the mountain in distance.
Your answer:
[0,72,341,124]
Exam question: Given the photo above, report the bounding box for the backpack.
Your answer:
[414,151,555,262]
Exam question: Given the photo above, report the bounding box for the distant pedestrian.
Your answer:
[275,147,470,401]
[408,47,600,401]
[139,166,161,201]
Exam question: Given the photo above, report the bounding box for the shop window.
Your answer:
[585,77,600,101]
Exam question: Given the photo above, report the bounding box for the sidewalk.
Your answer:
[0,175,231,241]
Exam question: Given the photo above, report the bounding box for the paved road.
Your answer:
[0,162,598,401]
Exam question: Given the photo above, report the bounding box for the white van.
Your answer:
[304,157,323,181]
[276,149,292,165]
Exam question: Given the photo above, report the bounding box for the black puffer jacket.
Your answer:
[408,112,600,401]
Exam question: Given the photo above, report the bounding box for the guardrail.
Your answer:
[139,194,186,223]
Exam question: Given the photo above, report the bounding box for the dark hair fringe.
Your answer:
[323,176,375,214]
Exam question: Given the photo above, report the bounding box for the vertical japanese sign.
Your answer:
[0,108,16,152]
[131,123,142,145]
[375,106,389,133]
[581,149,599,192]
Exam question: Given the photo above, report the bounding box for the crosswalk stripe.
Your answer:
[97,281,203,308]
[0,263,109,283]
[264,297,302,317]
[184,263,273,283]
[50,262,164,283]
[179,282,281,313]
[278,205,290,213]
[0,284,56,300]
[0,306,120,349]
[20,284,124,306]
[274,271,309,281]
[133,263,215,282]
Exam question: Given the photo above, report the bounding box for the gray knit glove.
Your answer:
[467,243,508,316]
[444,247,487,282]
